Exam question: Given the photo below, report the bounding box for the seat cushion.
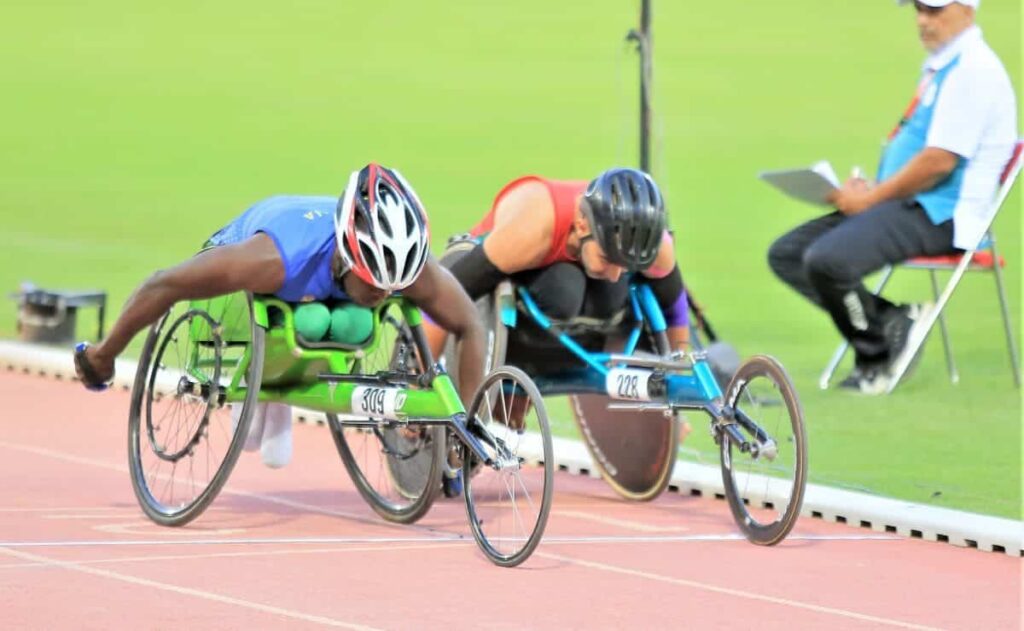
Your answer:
[904,251,1005,269]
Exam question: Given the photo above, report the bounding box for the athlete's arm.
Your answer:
[404,256,485,407]
[82,234,285,380]
[480,179,555,274]
[642,233,690,352]
[425,180,556,357]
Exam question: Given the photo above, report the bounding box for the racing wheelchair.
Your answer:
[447,273,808,546]
[125,291,554,567]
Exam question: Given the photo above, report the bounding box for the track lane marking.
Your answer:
[555,509,690,532]
[0,541,468,570]
[0,532,900,549]
[538,551,943,631]
[0,546,382,630]
[0,440,456,537]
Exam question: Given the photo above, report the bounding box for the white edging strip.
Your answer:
[3,340,1020,556]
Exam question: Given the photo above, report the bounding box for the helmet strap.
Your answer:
[331,251,351,287]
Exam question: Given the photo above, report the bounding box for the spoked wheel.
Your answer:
[719,355,807,545]
[463,365,554,567]
[328,304,443,523]
[128,292,264,526]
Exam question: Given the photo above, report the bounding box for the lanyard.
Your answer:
[887,69,936,141]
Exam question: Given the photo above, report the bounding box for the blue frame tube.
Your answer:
[517,289,609,376]
[515,283,724,405]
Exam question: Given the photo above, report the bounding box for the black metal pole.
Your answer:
[627,0,653,173]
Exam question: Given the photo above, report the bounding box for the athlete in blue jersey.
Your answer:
[74,164,486,406]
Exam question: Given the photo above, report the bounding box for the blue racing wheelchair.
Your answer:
[446,269,808,545]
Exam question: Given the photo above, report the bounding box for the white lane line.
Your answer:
[0,507,129,513]
[0,440,448,536]
[0,536,464,548]
[0,541,469,570]
[555,509,690,532]
[542,533,901,544]
[539,551,943,631]
[0,546,382,630]
[45,514,148,520]
[0,532,898,549]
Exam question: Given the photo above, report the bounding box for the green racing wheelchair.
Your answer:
[126,291,554,567]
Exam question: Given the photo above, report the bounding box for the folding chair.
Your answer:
[819,139,1023,393]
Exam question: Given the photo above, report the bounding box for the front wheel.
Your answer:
[719,355,807,545]
[127,292,264,526]
[463,365,554,567]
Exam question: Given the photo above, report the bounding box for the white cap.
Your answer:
[897,0,980,8]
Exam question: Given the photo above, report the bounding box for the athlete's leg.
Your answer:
[514,262,587,320]
[581,274,630,320]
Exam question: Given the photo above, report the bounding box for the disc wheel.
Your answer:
[328,304,443,523]
[128,292,264,526]
[463,365,554,567]
[571,328,679,501]
[719,355,807,545]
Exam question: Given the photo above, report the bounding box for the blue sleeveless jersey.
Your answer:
[206,195,349,302]
[877,58,962,225]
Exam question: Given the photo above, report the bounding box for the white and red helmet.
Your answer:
[335,163,430,291]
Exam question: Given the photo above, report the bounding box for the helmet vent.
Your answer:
[377,206,394,238]
[402,243,420,279]
[359,242,376,273]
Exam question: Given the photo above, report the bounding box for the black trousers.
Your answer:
[767,199,957,367]
[513,262,630,321]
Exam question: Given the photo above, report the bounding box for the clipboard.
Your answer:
[759,160,840,207]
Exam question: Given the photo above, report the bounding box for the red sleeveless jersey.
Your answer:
[470,176,587,267]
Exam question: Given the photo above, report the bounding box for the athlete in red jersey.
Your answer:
[425,168,692,498]
[424,168,690,356]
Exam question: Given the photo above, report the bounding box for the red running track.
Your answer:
[0,371,1019,630]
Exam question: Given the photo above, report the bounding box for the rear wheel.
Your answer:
[128,292,264,526]
[719,355,807,545]
[329,304,443,523]
[571,328,679,501]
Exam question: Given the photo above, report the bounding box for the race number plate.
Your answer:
[351,386,406,420]
[606,368,653,401]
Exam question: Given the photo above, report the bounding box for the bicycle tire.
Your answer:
[719,355,807,545]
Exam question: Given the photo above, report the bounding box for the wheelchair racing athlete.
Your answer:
[73,163,486,468]
[423,168,692,494]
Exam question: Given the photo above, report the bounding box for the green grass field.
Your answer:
[1,1,1020,517]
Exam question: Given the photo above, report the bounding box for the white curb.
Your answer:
[2,339,1020,556]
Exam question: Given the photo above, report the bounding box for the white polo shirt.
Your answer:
[877,25,1017,249]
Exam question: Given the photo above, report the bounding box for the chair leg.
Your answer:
[989,241,1022,387]
[887,254,974,394]
[820,266,895,389]
[820,340,850,390]
[929,269,958,384]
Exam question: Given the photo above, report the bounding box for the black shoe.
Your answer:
[884,303,932,384]
[837,364,892,395]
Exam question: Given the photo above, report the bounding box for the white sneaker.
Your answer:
[259,403,293,469]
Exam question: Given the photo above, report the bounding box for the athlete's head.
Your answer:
[578,168,666,279]
[335,163,430,303]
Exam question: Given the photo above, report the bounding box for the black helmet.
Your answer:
[582,168,666,271]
